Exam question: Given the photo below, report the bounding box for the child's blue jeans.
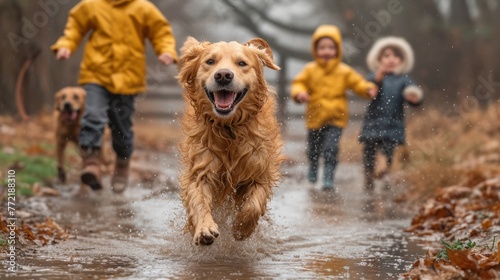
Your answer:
[307,125,342,166]
[79,83,136,159]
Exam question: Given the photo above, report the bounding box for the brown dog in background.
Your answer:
[177,37,284,245]
[54,87,112,187]
[55,87,86,183]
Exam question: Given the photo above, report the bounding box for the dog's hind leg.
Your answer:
[233,183,272,240]
[183,180,220,245]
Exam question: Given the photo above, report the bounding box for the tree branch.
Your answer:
[220,0,311,61]
[240,1,315,35]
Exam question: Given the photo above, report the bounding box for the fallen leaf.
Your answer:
[481,218,493,230]
[496,242,500,263]
[446,248,477,270]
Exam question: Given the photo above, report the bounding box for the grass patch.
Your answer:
[0,149,56,197]
[435,239,477,261]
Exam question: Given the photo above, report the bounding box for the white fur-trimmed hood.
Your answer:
[366,37,414,75]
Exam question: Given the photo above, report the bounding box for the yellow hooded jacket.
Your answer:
[51,0,178,94]
[291,25,376,129]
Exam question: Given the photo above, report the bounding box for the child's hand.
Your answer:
[403,85,423,105]
[404,92,420,104]
[366,87,378,99]
[56,48,71,60]
[294,92,310,103]
[158,53,175,65]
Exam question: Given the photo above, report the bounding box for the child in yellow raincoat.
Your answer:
[291,25,378,191]
[52,0,178,193]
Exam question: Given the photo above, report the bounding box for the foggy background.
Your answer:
[1,0,499,121]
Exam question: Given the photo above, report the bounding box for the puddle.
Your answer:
[2,129,425,279]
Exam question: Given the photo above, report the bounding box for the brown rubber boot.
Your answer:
[111,157,130,193]
[80,147,103,190]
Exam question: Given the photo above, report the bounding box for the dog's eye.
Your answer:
[73,95,79,101]
[238,61,247,67]
[61,95,66,101]
[206,59,215,65]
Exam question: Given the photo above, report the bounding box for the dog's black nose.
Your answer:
[63,102,72,112]
[214,69,233,85]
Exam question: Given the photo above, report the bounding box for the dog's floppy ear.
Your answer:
[178,37,211,89]
[54,89,64,111]
[244,38,280,71]
[180,36,211,65]
[181,36,201,54]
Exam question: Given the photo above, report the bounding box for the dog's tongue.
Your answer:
[65,111,78,121]
[214,90,235,108]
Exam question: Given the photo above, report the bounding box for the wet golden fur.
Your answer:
[177,37,284,245]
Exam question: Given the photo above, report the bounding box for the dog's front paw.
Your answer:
[193,224,219,246]
[57,167,66,183]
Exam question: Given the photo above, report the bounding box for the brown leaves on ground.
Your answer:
[0,214,68,248]
[400,105,500,278]
[403,174,500,279]
[0,115,55,148]
[405,245,500,279]
[406,257,466,279]
[406,175,500,238]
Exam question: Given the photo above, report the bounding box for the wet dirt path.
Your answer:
[5,123,424,279]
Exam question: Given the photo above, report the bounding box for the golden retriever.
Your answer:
[177,37,284,245]
[54,86,86,183]
[54,87,112,189]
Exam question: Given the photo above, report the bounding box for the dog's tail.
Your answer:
[16,47,41,121]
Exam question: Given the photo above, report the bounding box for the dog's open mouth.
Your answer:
[205,88,248,115]
[62,109,80,121]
